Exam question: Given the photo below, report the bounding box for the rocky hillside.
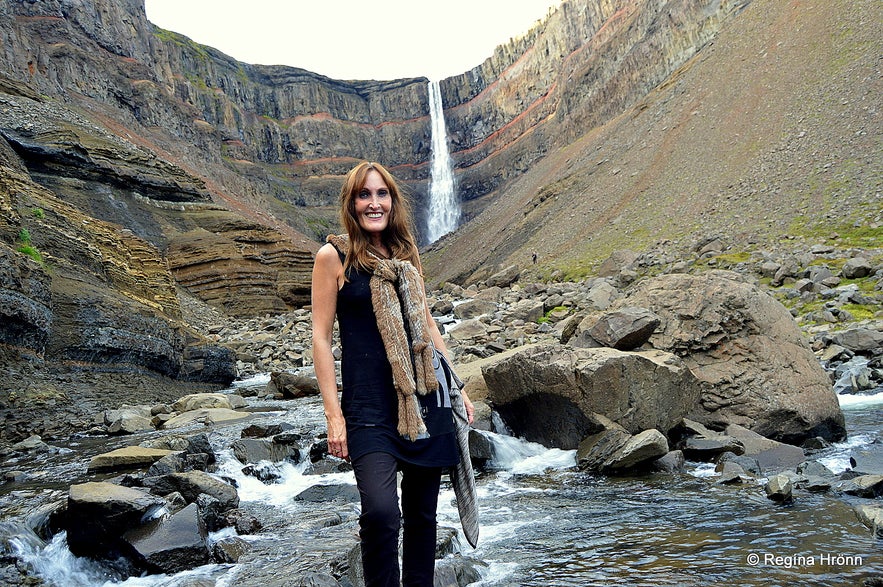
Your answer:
[0,0,879,442]
[422,0,881,284]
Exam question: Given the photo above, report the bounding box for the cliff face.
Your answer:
[421,0,881,285]
[0,0,818,388]
[440,0,747,215]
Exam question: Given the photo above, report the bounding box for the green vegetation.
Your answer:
[153,28,211,61]
[31,207,45,219]
[16,228,45,266]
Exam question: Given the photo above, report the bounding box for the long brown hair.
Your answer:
[338,161,420,273]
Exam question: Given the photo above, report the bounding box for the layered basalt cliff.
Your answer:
[440,0,747,214]
[0,0,767,439]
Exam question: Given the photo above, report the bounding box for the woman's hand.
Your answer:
[462,391,475,426]
[326,414,349,460]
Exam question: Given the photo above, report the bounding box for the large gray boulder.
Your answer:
[482,343,701,449]
[122,502,210,573]
[65,482,165,558]
[614,271,845,443]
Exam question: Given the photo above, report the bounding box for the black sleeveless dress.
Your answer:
[335,249,458,467]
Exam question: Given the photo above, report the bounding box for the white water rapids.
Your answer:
[425,80,460,243]
[3,382,882,586]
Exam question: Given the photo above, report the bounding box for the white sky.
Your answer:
[144,0,561,81]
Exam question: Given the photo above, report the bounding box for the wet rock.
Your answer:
[10,435,51,453]
[837,474,883,498]
[652,450,685,474]
[764,474,794,503]
[104,405,154,435]
[849,450,883,476]
[122,502,209,574]
[65,481,166,558]
[161,407,250,429]
[724,424,806,474]
[295,484,360,504]
[145,471,239,510]
[853,504,883,538]
[716,461,751,485]
[225,509,262,535]
[231,437,301,465]
[267,371,320,399]
[715,452,763,477]
[213,536,251,563]
[485,344,701,449]
[605,429,669,471]
[87,446,176,473]
[679,436,745,461]
[241,422,290,438]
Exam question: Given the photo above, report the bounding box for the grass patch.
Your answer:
[16,244,43,265]
[841,303,876,321]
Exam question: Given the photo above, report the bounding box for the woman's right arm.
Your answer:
[311,243,349,459]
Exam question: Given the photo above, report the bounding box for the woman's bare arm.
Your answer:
[311,243,349,459]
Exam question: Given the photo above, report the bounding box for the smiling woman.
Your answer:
[144,0,560,80]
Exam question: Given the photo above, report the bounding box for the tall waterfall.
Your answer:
[426,80,460,243]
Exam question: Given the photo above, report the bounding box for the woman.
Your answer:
[312,161,475,586]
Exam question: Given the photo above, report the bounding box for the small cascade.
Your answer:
[426,80,460,243]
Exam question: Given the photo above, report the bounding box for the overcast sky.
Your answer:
[144,0,561,81]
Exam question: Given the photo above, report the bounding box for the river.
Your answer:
[1,380,881,586]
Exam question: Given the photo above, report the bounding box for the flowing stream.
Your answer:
[425,80,460,243]
[1,383,881,586]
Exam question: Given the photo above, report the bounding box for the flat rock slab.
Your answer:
[87,446,176,472]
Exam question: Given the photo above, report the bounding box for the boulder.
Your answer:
[724,424,806,473]
[483,343,701,449]
[103,405,154,435]
[122,502,209,574]
[585,307,660,350]
[838,474,883,498]
[615,271,845,443]
[87,446,176,473]
[65,482,166,558]
[231,437,301,464]
[486,265,520,288]
[854,505,883,538]
[833,328,883,352]
[267,371,320,399]
[171,393,233,412]
[454,299,498,319]
[447,319,489,341]
[585,280,619,310]
[161,407,250,429]
[145,471,239,510]
[597,250,639,278]
[679,436,745,461]
[764,474,794,503]
[840,257,873,279]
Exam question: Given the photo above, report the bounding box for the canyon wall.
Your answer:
[0,0,748,385]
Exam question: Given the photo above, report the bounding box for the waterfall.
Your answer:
[426,80,460,243]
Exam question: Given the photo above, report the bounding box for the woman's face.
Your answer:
[354,169,391,239]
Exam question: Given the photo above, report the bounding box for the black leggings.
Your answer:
[351,451,443,587]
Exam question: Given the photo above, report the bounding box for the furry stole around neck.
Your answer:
[327,234,438,441]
